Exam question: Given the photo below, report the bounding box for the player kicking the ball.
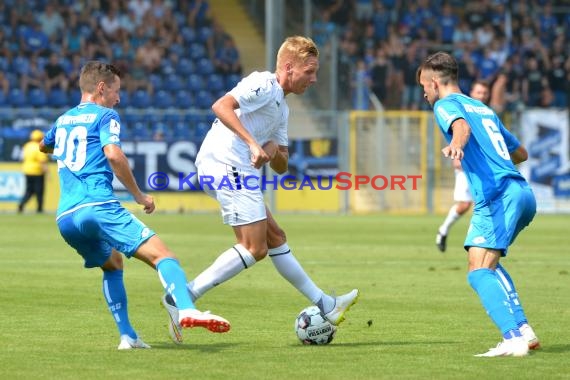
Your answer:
[40,61,230,350]
[161,36,358,343]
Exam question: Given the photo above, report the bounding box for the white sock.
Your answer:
[269,243,335,313]
[187,244,256,300]
[439,204,461,235]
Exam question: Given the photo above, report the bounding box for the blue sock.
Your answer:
[467,268,519,337]
[102,270,136,339]
[156,257,195,310]
[495,263,528,328]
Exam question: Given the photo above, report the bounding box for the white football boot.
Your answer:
[475,336,529,357]
[118,335,151,350]
[324,289,359,326]
[161,293,183,344]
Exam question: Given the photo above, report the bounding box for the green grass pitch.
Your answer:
[1,212,569,379]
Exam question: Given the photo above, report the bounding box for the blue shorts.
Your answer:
[465,180,536,256]
[57,202,155,268]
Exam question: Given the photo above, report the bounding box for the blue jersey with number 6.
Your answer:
[433,93,525,205]
[43,102,122,217]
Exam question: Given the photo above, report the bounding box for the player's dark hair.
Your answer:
[416,51,458,85]
[79,61,121,93]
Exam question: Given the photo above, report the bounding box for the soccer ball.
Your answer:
[294,305,337,345]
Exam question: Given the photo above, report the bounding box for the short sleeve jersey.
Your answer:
[434,93,524,204]
[196,71,289,169]
[43,102,122,217]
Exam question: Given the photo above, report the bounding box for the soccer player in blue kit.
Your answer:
[39,61,230,349]
[417,52,539,357]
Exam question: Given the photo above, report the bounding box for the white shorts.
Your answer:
[453,169,473,202]
[197,160,267,226]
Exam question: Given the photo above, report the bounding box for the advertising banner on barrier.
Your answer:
[519,109,570,213]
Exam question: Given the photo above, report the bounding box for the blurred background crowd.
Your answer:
[0,0,568,139]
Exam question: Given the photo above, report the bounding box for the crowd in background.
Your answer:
[0,0,243,110]
[312,0,570,111]
[0,0,568,116]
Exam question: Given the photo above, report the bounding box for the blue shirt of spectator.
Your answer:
[20,22,50,55]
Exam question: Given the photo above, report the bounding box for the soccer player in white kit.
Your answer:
[161,36,358,343]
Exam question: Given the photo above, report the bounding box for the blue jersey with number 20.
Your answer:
[434,94,525,205]
[43,102,122,217]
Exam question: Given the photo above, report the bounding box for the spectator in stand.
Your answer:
[438,3,459,45]
[127,0,151,25]
[0,71,10,97]
[478,47,500,81]
[20,55,46,94]
[44,51,69,94]
[66,53,84,90]
[537,2,558,48]
[85,26,113,61]
[369,46,392,106]
[38,3,65,42]
[352,59,371,110]
[123,56,154,96]
[100,3,123,42]
[135,37,163,74]
[401,42,422,110]
[371,1,391,42]
[62,14,86,57]
[207,19,231,60]
[213,36,242,75]
[452,19,474,57]
[187,0,211,28]
[20,20,50,57]
[522,55,548,107]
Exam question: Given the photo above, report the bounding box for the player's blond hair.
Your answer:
[276,36,319,70]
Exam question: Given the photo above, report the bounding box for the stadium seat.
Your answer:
[207,74,226,92]
[29,88,48,108]
[163,73,185,92]
[8,88,27,107]
[153,90,174,109]
[69,89,81,104]
[130,90,152,109]
[173,121,193,140]
[196,58,214,75]
[195,90,214,109]
[149,74,163,91]
[186,74,205,92]
[180,26,197,44]
[197,26,213,43]
[175,90,194,109]
[225,73,241,89]
[0,91,7,106]
[194,121,210,142]
[176,58,195,76]
[118,90,130,108]
[47,88,70,108]
[132,121,151,140]
[151,122,174,140]
[189,43,207,60]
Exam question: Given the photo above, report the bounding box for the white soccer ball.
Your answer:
[294,305,337,345]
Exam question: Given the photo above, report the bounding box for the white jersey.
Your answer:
[196,71,289,169]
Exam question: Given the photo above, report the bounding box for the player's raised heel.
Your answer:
[324,289,359,326]
[179,310,231,333]
[520,324,540,350]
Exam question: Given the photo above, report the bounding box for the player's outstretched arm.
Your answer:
[104,144,155,213]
